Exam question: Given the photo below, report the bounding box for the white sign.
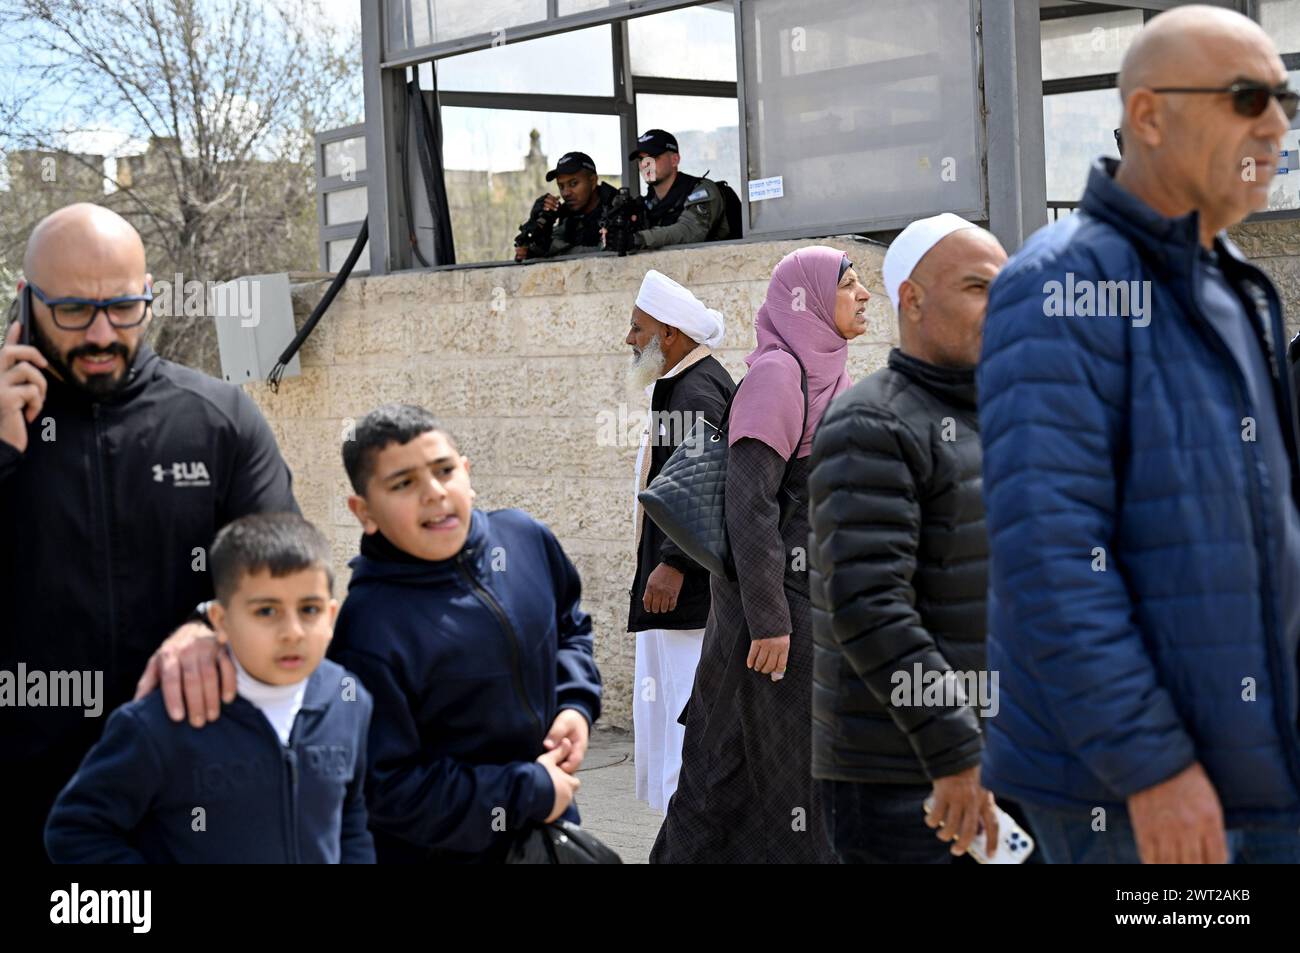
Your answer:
[748,175,784,202]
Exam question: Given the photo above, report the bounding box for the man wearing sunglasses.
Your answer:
[980,5,1300,864]
[0,203,297,863]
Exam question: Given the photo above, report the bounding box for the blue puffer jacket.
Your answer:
[979,158,1300,827]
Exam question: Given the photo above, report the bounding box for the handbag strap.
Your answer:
[719,352,810,489]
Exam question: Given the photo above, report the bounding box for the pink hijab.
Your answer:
[729,245,852,459]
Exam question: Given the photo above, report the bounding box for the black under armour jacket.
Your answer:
[808,348,986,784]
[0,342,297,860]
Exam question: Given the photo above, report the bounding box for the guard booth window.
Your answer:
[441,107,623,264]
[738,0,985,237]
[1257,0,1300,216]
[430,5,740,264]
[1039,6,1142,215]
[1035,2,1289,221]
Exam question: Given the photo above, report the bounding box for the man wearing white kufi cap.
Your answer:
[624,269,735,813]
[808,214,1010,863]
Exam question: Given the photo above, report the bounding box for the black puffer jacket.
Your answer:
[808,348,986,784]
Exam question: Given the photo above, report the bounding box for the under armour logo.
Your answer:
[153,461,212,487]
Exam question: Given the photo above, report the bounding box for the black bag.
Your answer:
[505,820,623,864]
[637,358,808,579]
[713,180,744,240]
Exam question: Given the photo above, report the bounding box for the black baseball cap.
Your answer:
[628,129,678,160]
[545,151,597,181]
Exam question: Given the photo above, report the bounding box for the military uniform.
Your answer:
[635,172,730,250]
[521,181,619,259]
[518,150,616,259]
[627,129,730,251]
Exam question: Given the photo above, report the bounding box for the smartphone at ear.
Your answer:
[18,284,31,346]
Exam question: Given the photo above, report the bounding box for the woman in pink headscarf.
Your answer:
[651,245,869,863]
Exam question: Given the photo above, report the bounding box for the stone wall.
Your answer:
[1230,219,1300,342]
[247,237,893,729]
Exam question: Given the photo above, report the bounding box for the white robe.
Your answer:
[631,349,711,814]
[634,627,705,814]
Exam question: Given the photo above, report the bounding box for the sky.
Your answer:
[0,0,364,186]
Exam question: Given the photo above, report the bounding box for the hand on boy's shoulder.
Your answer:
[134,621,236,728]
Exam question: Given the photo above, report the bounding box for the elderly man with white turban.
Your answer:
[625,269,735,813]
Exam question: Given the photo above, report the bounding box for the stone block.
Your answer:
[846,341,894,382]
[409,359,473,418]
[277,417,345,477]
[331,303,412,364]
[465,358,526,417]
[471,475,570,536]
[292,469,334,529]
[244,366,330,419]
[410,299,520,357]
[566,478,635,541]
[328,365,417,418]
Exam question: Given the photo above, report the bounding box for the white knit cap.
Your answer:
[882,212,980,313]
[634,269,726,349]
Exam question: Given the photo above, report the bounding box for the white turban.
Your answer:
[635,269,725,349]
[882,212,980,313]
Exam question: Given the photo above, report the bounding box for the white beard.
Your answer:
[626,334,666,392]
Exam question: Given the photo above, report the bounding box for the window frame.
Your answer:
[1039,2,1294,223]
[375,6,740,269]
[734,0,987,241]
[1246,0,1300,222]
[315,123,371,274]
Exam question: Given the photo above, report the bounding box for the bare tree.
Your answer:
[0,0,361,373]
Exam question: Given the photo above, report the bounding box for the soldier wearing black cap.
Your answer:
[514,151,620,261]
[628,129,731,251]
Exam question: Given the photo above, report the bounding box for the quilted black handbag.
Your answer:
[505,820,623,864]
[637,357,809,579]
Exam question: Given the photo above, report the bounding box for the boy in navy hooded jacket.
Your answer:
[330,404,602,862]
[45,513,375,863]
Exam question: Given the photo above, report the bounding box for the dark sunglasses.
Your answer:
[1150,80,1300,120]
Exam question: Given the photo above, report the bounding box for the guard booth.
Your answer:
[325,0,1292,275]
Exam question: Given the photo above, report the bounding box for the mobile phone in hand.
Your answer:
[923,795,1035,864]
[18,284,31,346]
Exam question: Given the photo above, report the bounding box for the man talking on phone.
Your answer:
[0,203,296,863]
